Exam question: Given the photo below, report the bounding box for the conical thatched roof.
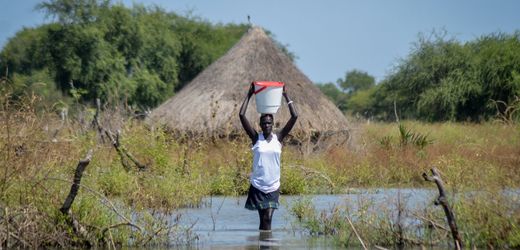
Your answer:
[149,26,349,139]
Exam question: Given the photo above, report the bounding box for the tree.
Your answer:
[337,69,375,94]
[1,0,249,110]
[36,0,110,24]
[316,82,347,111]
[365,31,520,122]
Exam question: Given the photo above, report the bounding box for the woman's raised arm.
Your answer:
[277,87,298,142]
[239,83,258,143]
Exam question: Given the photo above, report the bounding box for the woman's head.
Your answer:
[259,114,274,135]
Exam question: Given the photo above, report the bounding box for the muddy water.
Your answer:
[175,188,435,249]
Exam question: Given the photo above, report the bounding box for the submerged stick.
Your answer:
[422,167,463,250]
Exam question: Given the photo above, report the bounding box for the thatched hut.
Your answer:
[149,26,349,143]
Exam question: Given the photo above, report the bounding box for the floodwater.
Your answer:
[174,188,437,249]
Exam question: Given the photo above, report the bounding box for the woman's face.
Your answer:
[260,115,273,135]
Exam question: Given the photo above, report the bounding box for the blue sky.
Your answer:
[1,0,520,83]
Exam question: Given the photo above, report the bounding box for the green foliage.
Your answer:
[291,190,520,248]
[397,123,433,149]
[453,190,520,248]
[129,69,170,108]
[378,135,392,149]
[7,69,66,107]
[377,123,434,150]
[290,198,322,235]
[0,27,49,74]
[280,165,307,194]
[291,197,395,248]
[346,87,377,117]
[316,82,348,111]
[36,0,111,24]
[174,17,249,90]
[337,69,375,93]
[317,69,376,115]
[316,82,342,102]
[209,165,249,196]
[366,31,520,122]
[0,0,248,110]
[97,162,137,197]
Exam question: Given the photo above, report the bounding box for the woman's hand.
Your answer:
[248,83,255,97]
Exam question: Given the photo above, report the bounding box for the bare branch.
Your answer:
[422,167,463,249]
[411,212,449,232]
[288,164,335,191]
[60,149,93,214]
[105,129,146,171]
[346,214,367,250]
[101,222,142,236]
[47,177,143,232]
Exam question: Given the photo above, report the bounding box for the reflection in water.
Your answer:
[258,230,279,250]
[243,230,280,250]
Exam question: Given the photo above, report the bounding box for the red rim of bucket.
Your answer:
[253,81,284,94]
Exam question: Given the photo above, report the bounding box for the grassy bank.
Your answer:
[288,121,520,248]
[1,98,519,247]
[302,121,519,189]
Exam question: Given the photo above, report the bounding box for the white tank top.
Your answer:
[250,133,281,193]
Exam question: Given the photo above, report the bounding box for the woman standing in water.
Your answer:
[239,83,298,231]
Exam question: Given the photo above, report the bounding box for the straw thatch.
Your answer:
[149,26,349,141]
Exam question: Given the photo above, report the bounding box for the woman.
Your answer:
[239,82,298,231]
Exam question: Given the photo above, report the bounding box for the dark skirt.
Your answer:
[245,185,280,210]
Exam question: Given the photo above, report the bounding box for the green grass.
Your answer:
[1,97,519,247]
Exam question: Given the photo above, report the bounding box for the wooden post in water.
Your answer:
[422,167,463,250]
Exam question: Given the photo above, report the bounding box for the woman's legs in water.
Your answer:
[258,208,275,230]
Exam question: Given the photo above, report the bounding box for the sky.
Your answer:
[1,0,520,84]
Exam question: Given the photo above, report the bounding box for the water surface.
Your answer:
[175,188,436,249]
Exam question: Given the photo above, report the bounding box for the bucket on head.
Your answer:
[253,81,284,114]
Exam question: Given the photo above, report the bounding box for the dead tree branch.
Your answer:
[60,150,93,214]
[91,98,146,171]
[47,177,142,232]
[411,212,449,232]
[422,167,463,250]
[288,164,335,191]
[346,213,368,250]
[101,222,142,237]
[60,149,93,243]
[104,129,146,171]
[490,96,520,124]
[91,98,106,143]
